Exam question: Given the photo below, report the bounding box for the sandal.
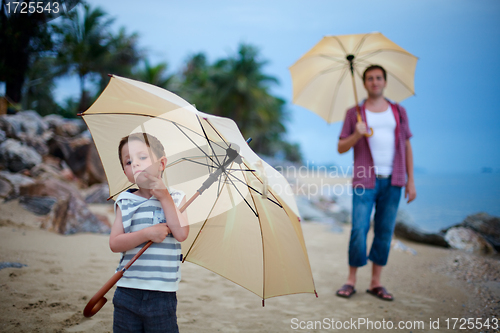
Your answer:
[366,286,394,301]
[336,284,356,298]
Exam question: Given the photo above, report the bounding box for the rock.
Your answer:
[19,196,58,215]
[84,183,111,204]
[19,178,111,235]
[296,196,330,221]
[44,114,86,137]
[394,212,449,248]
[444,227,495,255]
[0,139,42,172]
[0,177,12,199]
[47,136,105,185]
[0,171,36,199]
[460,213,500,252]
[0,128,6,141]
[0,110,48,139]
[85,141,106,185]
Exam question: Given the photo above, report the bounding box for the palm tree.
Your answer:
[97,27,142,93]
[179,44,301,161]
[53,3,114,111]
[134,59,174,89]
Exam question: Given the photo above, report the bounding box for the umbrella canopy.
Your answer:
[289,32,418,123]
[81,75,316,315]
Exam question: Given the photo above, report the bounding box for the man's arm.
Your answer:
[404,139,416,203]
[338,122,367,154]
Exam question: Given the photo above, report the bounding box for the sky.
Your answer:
[55,0,500,174]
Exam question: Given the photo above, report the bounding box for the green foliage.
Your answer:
[3,2,302,162]
[180,44,302,162]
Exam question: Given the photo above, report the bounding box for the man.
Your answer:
[336,65,416,301]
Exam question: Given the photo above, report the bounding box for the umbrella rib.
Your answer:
[196,115,223,167]
[167,157,220,169]
[202,118,230,148]
[171,122,221,167]
[226,172,283,208]
[223,165,259,217]
[353,33,371,57]
[182,176,229,261]
[332,35,348,55]
[327,67,349,121]
[240,167,266,300]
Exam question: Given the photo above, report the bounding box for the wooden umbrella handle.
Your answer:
[356,112,374,137]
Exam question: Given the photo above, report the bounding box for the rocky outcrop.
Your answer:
[459,213,500,252]
[19,178,110,235]
[0,139,42,172]
[444,227,495,255]
[394,219,449,248]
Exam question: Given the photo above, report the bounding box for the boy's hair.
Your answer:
[363,65,387,82]
[118,133,165,169]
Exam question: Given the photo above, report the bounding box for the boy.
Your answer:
[110,132,189,332]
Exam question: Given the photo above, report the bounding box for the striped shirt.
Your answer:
[114,188,185,292]
[339,100,413,189]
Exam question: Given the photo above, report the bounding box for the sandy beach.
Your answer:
[1,190,499,333]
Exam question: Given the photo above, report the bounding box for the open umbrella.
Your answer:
[81,75,316,317]
[289,32,417,133]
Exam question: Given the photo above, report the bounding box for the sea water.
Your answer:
[398,173,500,232]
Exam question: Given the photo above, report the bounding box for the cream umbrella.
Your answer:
[81,75,316,316]
[290,32,417,132]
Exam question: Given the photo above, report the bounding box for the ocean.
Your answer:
[329,172,500,233]
[397,173,500,232]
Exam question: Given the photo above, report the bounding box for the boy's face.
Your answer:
[121,140,166,187]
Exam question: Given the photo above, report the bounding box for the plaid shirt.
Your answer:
[339,101,413,189]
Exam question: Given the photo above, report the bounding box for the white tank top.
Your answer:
[366,106,396,176]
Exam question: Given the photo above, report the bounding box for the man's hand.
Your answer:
[144,223,171,243]
[355,121,368,136]
[405,179,417,203]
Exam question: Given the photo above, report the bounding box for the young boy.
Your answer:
[110,132,189,333]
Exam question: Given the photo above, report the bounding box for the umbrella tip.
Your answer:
[246,137,252,144]
[315,290,319,298]
[76,113,82,117]
[107,74,113,77]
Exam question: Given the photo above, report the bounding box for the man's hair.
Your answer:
[118,133,165,169]
[363,65,387,82]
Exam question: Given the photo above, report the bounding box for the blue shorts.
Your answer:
[113,287,178,333]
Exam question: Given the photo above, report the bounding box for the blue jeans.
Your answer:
[349,177,401,267]
[113,287,179,333]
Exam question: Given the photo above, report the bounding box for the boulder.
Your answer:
[0,177,12,199]
[444,227,495,255]
[0,110,48,139]
[394,221,449,248]
[44,114,86,137]
[19,178,111,235]
[0,139,42,172]
[460,213,500,252]
[47,135,105,185]
[0,171,36,199]
[19,195,58,215]
[84,183,112,204]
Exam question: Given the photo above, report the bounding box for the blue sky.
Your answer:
[56,0,500,174]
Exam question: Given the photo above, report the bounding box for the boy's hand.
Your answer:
[143,173,170,200]
[144,223,171,243]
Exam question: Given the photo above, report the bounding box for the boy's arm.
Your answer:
[158,195,189,242]
[109,206,172,253]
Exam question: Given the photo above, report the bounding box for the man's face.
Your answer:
[363,68,387,98]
